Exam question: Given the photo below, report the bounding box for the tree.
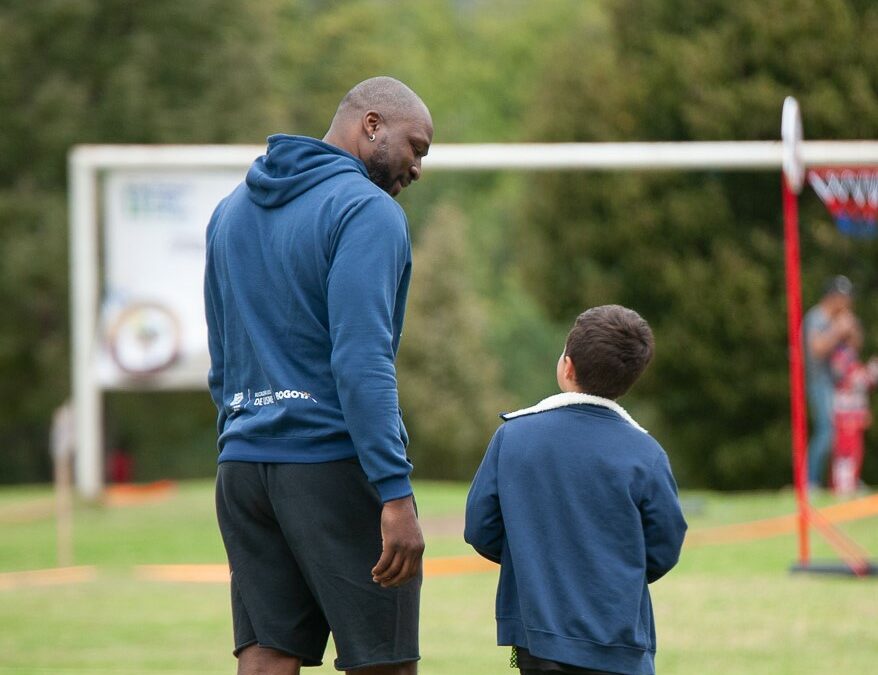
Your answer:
[0,0,286,482]
[518,0,878,488]
[397,204,510,479]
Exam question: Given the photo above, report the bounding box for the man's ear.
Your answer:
[363,111,381,139]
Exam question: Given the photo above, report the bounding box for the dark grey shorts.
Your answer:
[215,459,421,670]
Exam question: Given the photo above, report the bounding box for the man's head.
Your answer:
[556,305,655,399]
[324,76,433,198]
[820,275,854,317]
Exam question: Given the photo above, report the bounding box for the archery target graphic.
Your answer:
[107,302,181,375]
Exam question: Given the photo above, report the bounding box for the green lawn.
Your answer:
[1,480,876,674]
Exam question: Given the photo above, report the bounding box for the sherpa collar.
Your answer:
[500,392,647,433]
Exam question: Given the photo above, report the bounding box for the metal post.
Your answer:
[69,151,104,499]
[51,402,75,566]
[782,176,810,567]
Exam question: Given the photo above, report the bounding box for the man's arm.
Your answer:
[641,451,688,583]
[809,311,855,359]
[464,427,506,563]
[205,281,226,433]
[327,195,422,587]
[204,207,227,434]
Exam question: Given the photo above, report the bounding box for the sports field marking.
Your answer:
[135,564,230,583]
[133,555,498,584]
[4,495,877,589]
[424,555,496,576]
[103,479,177,507]
[0,497,55,524]
[0,565,97,591]
[136,493,875,584]
[684,493,878,546]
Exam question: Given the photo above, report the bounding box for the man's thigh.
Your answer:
[216,462,330,665]
[265,459,421,672]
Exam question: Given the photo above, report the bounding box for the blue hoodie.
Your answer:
[204,135,413,502]
[465,393,687,675]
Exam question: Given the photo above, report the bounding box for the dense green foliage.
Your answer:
[0,0,285,482]
[396,203,510,477]
[519,0,878,487]
[1,0,876,487]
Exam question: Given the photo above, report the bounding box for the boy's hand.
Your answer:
[372,495,424,588]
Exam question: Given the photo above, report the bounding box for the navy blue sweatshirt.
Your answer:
[465,393,687,675]
[204,135,413,502]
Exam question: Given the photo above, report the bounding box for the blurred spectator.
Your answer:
[829,316,878,495]
[803,275,856,489]
[107,441,134,484]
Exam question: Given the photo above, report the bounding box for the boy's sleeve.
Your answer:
[641,450,688,583]
[464,426,506,563]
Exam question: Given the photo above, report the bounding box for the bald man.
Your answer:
[205,77,433,675]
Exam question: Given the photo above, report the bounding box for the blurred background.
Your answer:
[2,0,878,492]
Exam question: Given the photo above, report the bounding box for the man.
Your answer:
[803,275,856,489]
[204,77,433,675]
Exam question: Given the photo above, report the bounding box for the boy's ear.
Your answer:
[564,356,577,384]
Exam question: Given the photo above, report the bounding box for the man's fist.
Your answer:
[371,495,425,588]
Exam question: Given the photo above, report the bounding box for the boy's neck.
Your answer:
[561,385,616,402]
[503,391,647,432]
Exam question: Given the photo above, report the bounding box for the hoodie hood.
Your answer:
[246,134,370,208]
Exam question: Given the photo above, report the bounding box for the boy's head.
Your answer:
[557,305,654,399]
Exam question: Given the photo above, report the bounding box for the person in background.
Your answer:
[803,275,856,490]
[829,316,878,495]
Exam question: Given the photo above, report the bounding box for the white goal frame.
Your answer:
[69,99,878,500]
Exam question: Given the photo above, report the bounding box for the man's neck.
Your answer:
[322,131,359,159]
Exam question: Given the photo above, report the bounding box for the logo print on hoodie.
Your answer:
[229,392,244,412]
[253,389,318,406]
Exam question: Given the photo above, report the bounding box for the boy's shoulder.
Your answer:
[502,392,646,430]
[498,392,664,454]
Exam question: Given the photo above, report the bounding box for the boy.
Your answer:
[465,305,687,675]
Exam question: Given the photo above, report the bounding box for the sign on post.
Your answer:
[100,170,242,387]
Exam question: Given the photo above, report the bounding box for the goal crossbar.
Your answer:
[71,140,878,172]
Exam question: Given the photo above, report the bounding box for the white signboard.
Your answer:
[100,170,243,388]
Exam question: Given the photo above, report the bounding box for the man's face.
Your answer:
[364,111,433,198]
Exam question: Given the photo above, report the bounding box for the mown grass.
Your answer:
[1,480,876,674]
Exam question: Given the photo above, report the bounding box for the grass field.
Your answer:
[1,480,877,674]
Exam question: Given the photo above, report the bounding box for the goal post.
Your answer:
[69,101,878,574]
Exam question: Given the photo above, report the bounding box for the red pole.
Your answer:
[782,176,810,567]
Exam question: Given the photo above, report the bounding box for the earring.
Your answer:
[369,134,376,142]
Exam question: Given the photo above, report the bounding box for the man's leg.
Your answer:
[346,662,417,675]
[807,380,834,487]
[217,463,331,670]
[266,461,421,673]
[238,645,302,675]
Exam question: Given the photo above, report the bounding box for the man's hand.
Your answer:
[371,495,424,588]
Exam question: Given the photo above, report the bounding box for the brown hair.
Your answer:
[564,305,654,399]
